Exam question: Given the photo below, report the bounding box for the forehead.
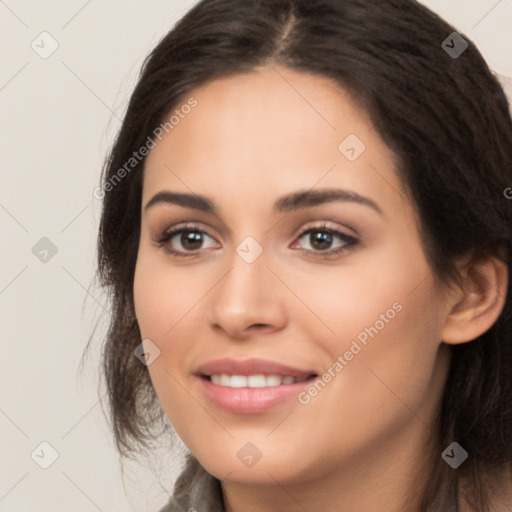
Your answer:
[142,65,408,217]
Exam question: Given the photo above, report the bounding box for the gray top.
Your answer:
[158,454,458,512]
[159,454,224,512]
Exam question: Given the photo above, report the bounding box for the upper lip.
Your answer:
[196,358,317,378]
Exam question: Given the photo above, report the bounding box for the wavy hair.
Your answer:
[90,0,512,509]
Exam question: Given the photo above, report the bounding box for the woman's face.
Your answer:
[134,66,452,486]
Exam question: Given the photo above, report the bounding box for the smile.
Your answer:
[207,374,310,388]
[195,358,318,413]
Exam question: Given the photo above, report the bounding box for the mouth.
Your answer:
[203,374,313,388]
[195,358,318,413]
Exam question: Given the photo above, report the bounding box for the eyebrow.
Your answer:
[144,188,383,216]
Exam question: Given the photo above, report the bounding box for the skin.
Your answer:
[133,65,507,511]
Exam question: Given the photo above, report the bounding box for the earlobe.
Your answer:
[441,255,508,345]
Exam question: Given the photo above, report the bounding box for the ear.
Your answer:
[441,254,508,345]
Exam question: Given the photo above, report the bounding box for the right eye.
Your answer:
[155,224,220,257]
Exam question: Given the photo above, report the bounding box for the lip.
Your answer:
[196,358,315,378]
[195,358,317,414]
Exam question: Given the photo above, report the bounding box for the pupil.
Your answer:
[311,231,332,250]
[182,231,203,250]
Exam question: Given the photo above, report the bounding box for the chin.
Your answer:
[192,439,317,486]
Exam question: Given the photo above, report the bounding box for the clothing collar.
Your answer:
[160,453,224,512]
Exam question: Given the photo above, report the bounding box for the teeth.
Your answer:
[247,375,266,388]
[230,375,247,388]
[220,374,231,386]
[266,375,281,386]
[209,374,307,388]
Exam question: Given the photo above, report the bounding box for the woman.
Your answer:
[93,0,512,510]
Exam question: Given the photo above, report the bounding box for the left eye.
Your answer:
[293,226,357,254]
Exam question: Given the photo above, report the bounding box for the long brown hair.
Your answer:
[90,0,512,509]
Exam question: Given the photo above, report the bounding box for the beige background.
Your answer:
[1,0,511,510]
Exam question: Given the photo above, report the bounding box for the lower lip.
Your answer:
[198,377,315,414]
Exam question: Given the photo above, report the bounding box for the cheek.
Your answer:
[302,242,445,416]
[133,251,201,338]
[280,273,445,473]
[291,247,432,349]
[315,275,444,432]
[134,260,162,340]
[133,255,202,438]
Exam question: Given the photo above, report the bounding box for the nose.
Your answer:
[206,247,288,340]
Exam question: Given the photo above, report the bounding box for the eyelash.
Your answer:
[154,222,359,259]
